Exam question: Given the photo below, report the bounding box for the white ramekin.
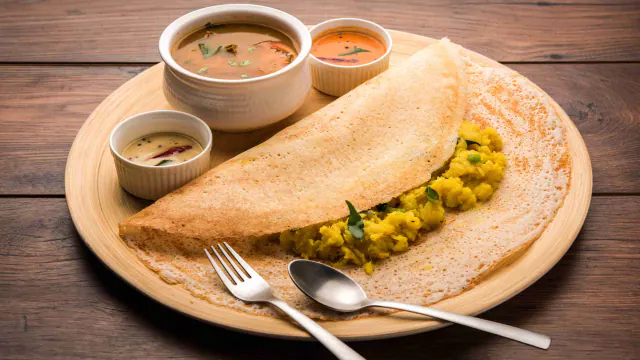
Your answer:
[159,4,312,132]
[109,110,213,200]
[309,18,392,97]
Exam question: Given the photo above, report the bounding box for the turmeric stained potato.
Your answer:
[274,122,507,274]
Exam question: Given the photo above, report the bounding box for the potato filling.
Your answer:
[277,122,506,274]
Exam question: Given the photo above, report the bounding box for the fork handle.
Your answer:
[269,299,366,360]
[368,300,551,350]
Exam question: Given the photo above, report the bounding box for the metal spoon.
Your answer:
[288,259,551,349]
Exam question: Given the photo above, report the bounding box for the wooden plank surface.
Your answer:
[0,196,637,359]
[0,0,639,63]
[1,63,638,195]
[1,0,638,358]
[0,66,146,194]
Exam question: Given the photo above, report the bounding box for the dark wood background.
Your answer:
[1,1,638,359]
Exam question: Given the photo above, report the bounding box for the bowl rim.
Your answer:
[159,4,312,84]
[109,110,213,169]
[308,18,393,69]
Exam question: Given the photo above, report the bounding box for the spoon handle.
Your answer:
[369,300,551,350]
[269,299,367,360]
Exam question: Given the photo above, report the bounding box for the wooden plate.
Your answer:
[65,30,592,340]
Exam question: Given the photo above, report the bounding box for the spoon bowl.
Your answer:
[288,259,368,312]
[288,259,551,350]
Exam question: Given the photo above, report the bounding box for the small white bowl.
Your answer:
[309,18,392,97]
[110,110,213,200]
[159,4,312,132]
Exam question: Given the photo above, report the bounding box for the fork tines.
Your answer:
[204,242,255,286]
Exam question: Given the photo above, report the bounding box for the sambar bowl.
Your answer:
[159,4,312,132]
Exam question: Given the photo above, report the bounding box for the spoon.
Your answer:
[288,259,551,349]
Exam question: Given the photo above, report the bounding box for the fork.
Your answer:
[205,243,366,360]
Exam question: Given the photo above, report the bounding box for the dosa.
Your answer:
[119,39,570,319]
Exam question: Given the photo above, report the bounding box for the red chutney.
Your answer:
[311,30,386,66]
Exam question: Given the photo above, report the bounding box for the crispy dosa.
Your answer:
[119,39,571,319]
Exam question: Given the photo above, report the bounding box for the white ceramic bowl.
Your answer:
[159,4,312,132]
[309,18,392,97]
[110,110,213,200]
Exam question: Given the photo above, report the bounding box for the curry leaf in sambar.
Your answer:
[345,200,364,240]
[199,43,220,59]
[204,22,223,30]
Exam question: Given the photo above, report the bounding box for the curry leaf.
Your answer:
[198,43,220,59]
[338,46,370,56]
[375,203,388,212]
[465,139,482,147]
[204,22,222,30]
[426,186,440,202]
[345,200,364,240]
[198,43,209,57]
[155,159,173,166]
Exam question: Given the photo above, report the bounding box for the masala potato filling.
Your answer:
[277,122,506,274]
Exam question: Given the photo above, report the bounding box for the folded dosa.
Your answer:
[120,39,466,246]
[119,39,571,319]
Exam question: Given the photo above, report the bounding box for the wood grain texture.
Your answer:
[0,66,146,194]
[0,0,638,356]
[508,63,640,194]
[0,0,638,62]
[0,197,637,359]
[1,63,638,195]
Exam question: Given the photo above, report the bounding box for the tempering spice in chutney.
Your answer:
[121,133,203,166]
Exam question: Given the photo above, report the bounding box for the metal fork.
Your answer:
[205,243,366,360]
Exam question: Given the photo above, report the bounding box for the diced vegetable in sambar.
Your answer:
[172,23,297,80]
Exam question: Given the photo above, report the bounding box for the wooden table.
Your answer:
[1,1,638,359]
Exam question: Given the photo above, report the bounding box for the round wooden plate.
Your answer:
[65,30,592,340]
